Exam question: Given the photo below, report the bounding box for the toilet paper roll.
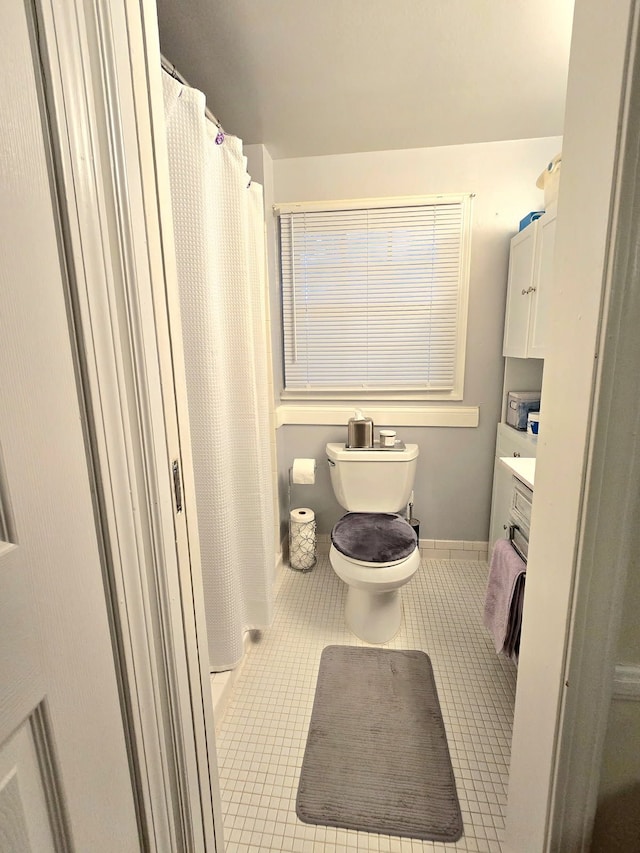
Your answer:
[292,458,316,485]
[290,507,315,523]
[289,507,316,571]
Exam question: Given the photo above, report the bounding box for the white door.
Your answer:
[0,3,139,851]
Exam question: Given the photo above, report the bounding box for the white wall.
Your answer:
[244,144,283,407]
[271,138,561,540]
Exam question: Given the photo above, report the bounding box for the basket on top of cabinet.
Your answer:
[503,209,557,359]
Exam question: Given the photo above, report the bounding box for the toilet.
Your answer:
[326,442,420,643]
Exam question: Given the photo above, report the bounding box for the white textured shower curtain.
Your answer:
[163,73,274,671]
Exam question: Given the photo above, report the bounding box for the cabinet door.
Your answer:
[503,225,537,357]
[489,458,515,559]
[528,210,557,358]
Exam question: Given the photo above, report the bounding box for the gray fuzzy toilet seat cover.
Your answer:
[331,512,417,563]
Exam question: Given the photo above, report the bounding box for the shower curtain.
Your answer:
[162,72,274,671]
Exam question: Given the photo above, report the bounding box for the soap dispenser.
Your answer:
[346,410,374,448]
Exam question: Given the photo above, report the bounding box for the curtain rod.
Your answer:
[160,54,224,133]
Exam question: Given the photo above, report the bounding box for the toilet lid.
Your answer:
[331,513,417,563]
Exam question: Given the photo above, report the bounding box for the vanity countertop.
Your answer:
[499,456,536,490]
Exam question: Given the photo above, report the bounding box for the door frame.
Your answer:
[36,0,640,851]
[33,0,222,850]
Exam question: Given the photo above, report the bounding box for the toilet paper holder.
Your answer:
[289,506,317,572]
[288,458,316,512]
[290,457,316,485]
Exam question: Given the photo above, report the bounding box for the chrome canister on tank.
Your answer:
[346,410,374,448]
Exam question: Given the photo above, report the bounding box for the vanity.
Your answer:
[499,455,535,562]
[489,423,537,558]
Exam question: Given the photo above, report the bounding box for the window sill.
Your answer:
[275,403,479,428]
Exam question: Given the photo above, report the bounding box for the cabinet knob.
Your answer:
[513,451,521,457]
[528,286,537,294]
[521,289,527,296]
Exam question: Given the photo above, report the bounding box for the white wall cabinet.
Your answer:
[503,209,557,358]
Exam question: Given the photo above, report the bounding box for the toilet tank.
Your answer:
[326,443,419,512]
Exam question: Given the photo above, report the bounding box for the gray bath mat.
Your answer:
[296,646,463,842]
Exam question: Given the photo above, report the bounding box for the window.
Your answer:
[277,194,472,401]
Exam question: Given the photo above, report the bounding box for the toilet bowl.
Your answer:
[330,542,420,643]
[326,442,420,643]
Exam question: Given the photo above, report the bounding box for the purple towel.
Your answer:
[484,539,527,661]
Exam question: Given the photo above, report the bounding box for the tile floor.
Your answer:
[214,555,517,852]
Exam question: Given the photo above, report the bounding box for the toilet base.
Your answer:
[345,586,402,644]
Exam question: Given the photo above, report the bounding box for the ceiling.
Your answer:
[155,0,574,160]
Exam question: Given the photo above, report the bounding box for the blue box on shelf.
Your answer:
[519,210,544,232]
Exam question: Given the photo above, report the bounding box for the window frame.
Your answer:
[275,194,473,402]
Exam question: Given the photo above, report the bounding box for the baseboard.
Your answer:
[420,538,489,562]
[613,664,640,701]
[314,533,488,562]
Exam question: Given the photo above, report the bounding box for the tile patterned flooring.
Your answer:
[214,555,517,852]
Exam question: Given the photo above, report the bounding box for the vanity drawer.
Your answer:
[512,478,533,528]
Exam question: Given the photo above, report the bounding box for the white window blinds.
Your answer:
[278,195,472,398]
